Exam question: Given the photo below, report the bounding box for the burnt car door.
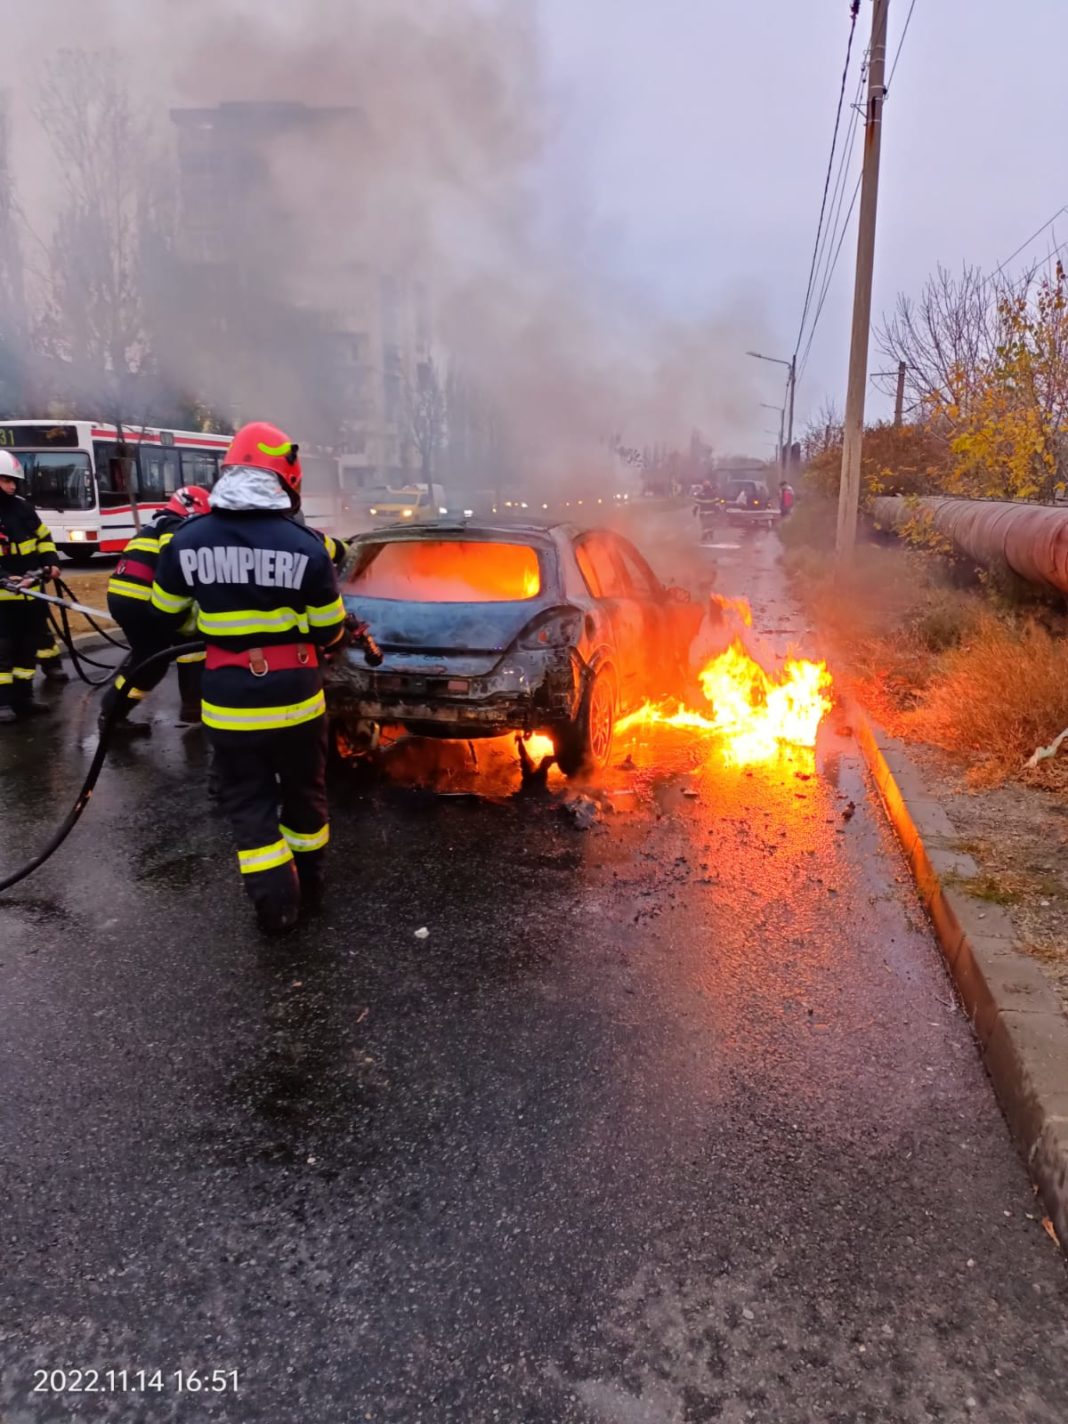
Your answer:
[573,531,643,707]
[604,534,684,703]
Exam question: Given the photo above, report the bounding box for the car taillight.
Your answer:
[519,610,582,649]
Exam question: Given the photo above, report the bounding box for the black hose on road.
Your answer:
[0,640,204,895]
[46,574,129,687]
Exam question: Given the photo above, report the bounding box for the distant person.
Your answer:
[779,481,795,517]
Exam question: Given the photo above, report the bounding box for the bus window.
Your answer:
[93,441,142,507]
[138,447,180,501]
[180,449,220,487]
[22,452,94,511]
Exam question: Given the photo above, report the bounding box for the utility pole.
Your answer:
[836,0,889,566]
[894,359,906,426]
[786,355,796,475]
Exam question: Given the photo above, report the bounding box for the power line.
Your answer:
[798,172,863,385]
[992,205,1068,281]
[793,1,862,359]
[886,0,918,91]
[795,1,917,399]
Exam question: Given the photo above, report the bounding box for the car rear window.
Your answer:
[346,539,542,602]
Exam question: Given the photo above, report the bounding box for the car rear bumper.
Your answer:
[325,648,580,738]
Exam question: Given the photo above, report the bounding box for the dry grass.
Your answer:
[904,615,1068,787]
[783,499,1068,787]
[51,569,113,636]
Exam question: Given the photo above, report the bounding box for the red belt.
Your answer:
[205,642,318,676]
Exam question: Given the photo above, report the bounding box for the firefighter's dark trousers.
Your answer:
[99,605,174,720]
[33,600,63,667]
[209,716,329,920]
[0,601,39,710]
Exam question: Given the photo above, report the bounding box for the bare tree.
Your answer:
[801,398,843,462]
[403,356,447,509]
[33,51,171,421]
[0,91,29,409]
[875,262,1008,416]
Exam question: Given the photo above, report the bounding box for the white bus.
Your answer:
[0,420,233,561]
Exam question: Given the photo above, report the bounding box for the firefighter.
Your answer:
[0,451,60,724]
[35,609,70,683]
[98,485,212,737]
[149,422,347,935]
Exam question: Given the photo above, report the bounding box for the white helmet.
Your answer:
[0,450,25,481]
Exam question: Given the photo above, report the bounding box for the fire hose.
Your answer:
[0,599,382,895]
[1,574,129,687]
[0,639,203,895]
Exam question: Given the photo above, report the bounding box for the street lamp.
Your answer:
[760,402,786,468]
[747,350,796,472]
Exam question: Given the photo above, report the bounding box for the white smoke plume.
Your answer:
[4,0,768,489]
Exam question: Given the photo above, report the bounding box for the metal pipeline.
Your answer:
[870,496,1068,598]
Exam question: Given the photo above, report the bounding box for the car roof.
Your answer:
[349,519,581,546]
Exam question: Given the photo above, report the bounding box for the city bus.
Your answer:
[0,420,233,560]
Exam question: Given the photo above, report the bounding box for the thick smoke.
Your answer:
[4,0,767,489]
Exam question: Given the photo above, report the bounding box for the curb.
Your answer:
[850,701,1068,1249]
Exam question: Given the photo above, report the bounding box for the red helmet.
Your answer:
[165,485,212,517]
[222,420,302,495]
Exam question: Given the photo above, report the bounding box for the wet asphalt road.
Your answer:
[1,533,1067,1424]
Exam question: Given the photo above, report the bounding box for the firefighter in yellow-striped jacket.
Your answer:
[99,485,212,737]
[149,423,347,936]
[0,451,60,724]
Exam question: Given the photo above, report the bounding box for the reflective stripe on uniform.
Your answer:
[108,578,153,602]
[150,582,193,614]
[0,672,11,685]
[238,839,294,875]
[197,607,309,637]
[124,536,161,555]
[201,690,325,733]
[114,674,147,700]
[280,821,330,854]
[307,596,345,628]
[0,589,30,601]
[13,667,35,680]
[176,649,206,664]
[37,644,61,659]
[16,537,39,555]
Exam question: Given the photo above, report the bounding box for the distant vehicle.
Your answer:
[345,482,446,528]
[0,419,232,561]
[722,478,777,530]
[326,520,701,775]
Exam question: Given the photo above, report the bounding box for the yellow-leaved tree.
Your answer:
[933,266,1068,502]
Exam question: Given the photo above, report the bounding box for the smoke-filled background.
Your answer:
[0,0,768,495]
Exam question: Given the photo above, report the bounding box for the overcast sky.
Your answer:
[538,0,1068,454]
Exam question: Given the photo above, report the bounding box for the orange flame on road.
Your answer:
[616,641,833,767]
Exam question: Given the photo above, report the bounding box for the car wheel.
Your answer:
[554,664,616,777]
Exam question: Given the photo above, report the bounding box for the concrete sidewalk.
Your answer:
[852,704,1068,1249]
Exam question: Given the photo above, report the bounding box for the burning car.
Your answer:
[326,521,701,775]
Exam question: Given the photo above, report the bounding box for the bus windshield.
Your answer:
[20,452,94,511]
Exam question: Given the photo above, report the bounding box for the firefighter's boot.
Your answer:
[0,705,16,726]
[99,678,152,738]
[296,856,326,915]
[12,683,50,718]
[39,659,70,684]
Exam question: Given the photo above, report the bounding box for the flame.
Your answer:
[615,640,833,767]
[523,733,556,762]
